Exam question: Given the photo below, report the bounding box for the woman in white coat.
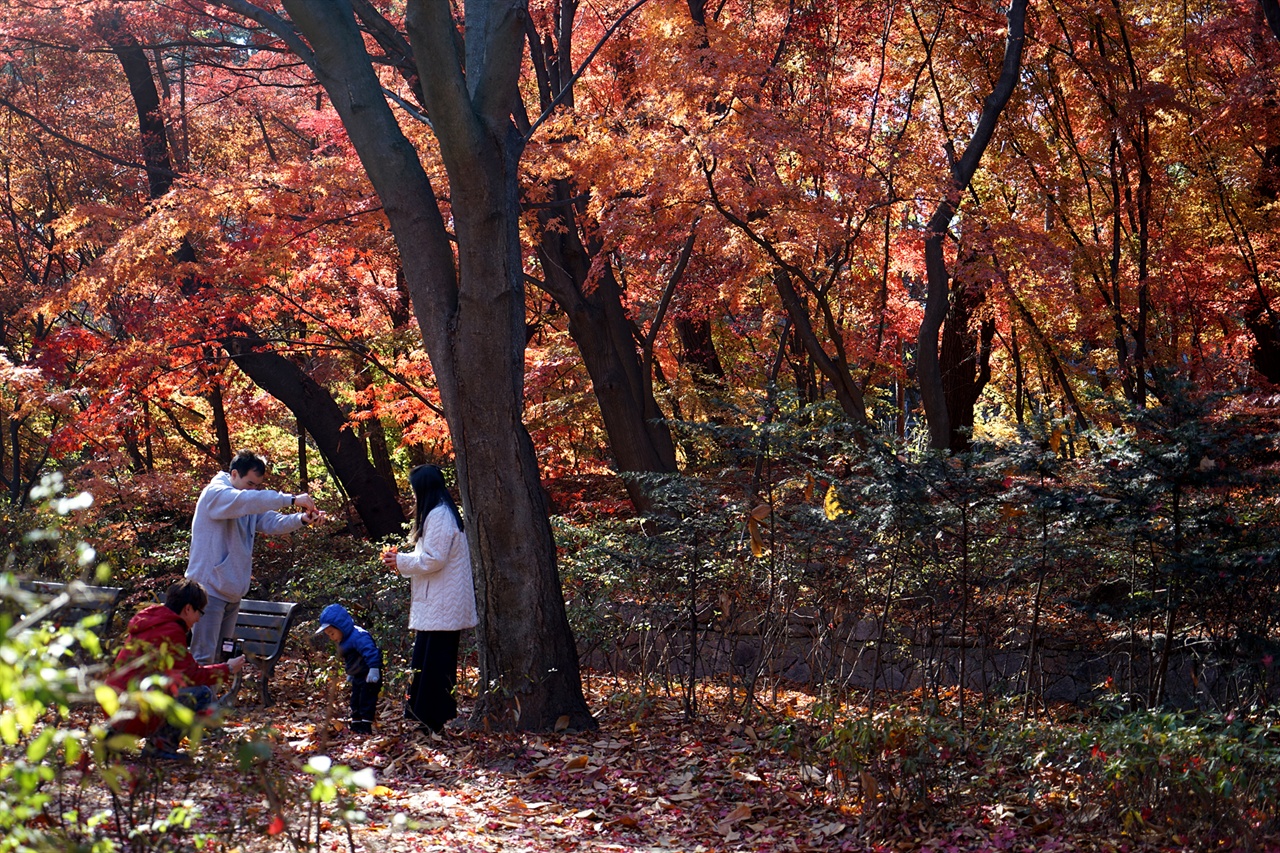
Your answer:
[381,464,478,732]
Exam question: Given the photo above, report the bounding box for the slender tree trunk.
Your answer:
[1005,284,1090,431]
[9,414,20,505]
[917,0,1028,450]
[221,333,407,538]
[1010,324,1026,426]
[772,268,868,422]
[352,356,396,489]
[297,417,309,494]
[207,377,232,468]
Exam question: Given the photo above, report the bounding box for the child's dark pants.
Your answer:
[350,680,380,734]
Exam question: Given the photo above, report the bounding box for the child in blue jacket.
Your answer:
[314,604,384,734]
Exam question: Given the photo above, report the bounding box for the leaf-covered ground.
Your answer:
[81,660,1280,853]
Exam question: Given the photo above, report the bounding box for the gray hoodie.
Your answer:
[184,471,306,602]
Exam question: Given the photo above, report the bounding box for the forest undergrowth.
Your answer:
[8,652,1277,853]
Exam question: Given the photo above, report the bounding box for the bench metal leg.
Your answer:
[259,661,276,707]
[217,672,242,708]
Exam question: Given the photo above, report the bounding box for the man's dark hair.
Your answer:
[228,449,267,477]
[165,578,209,615]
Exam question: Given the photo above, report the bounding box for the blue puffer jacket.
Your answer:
[318,604,383,682]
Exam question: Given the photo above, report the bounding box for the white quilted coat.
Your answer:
[395,505,479,631]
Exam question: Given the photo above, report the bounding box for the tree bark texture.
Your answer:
[938,278,994,453]
[917,0,1027,450]
[278,0,592,730]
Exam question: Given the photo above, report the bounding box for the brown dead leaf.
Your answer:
[564,754,590,771]
[503,796,530,813]
[859,770,878,803]
[748,516,765,557]
[554,715,570,732]
[724,803,752,823]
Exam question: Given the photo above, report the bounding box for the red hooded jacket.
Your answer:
[104,603,231,736]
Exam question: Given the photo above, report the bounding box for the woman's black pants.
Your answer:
[406,630,460,732]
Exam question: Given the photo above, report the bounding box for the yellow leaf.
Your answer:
[96,684,119,717]
[824,484,845,520]
[1049,427,1062,453]
[369,785,394,798]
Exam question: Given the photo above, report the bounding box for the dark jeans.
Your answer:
[405,630,460,732]
[151,685,216,751]
[350,680,380,733]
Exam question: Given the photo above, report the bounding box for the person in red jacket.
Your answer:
[105,578,245,758]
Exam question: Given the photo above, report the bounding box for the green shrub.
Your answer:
[1073,700,1280,837]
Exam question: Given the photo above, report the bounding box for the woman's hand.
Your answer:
[381,546,399,569]
[227,655,247,674]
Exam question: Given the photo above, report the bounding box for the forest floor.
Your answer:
[76,659,1279,853]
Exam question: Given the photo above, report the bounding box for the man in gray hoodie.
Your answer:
[185,450,320,664]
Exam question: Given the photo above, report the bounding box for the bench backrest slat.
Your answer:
[19,580,124,635]
[229,598,298,665]
[237,601,296,617]
[235,613,290,630]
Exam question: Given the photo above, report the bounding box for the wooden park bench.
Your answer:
[219,599,300,707]
[15,580,125,637]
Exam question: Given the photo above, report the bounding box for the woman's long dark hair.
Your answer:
[409,464,464,541]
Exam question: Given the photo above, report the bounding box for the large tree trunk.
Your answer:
[102,17,406,539]
[918,0,1027,450]
[277,0,592,730]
